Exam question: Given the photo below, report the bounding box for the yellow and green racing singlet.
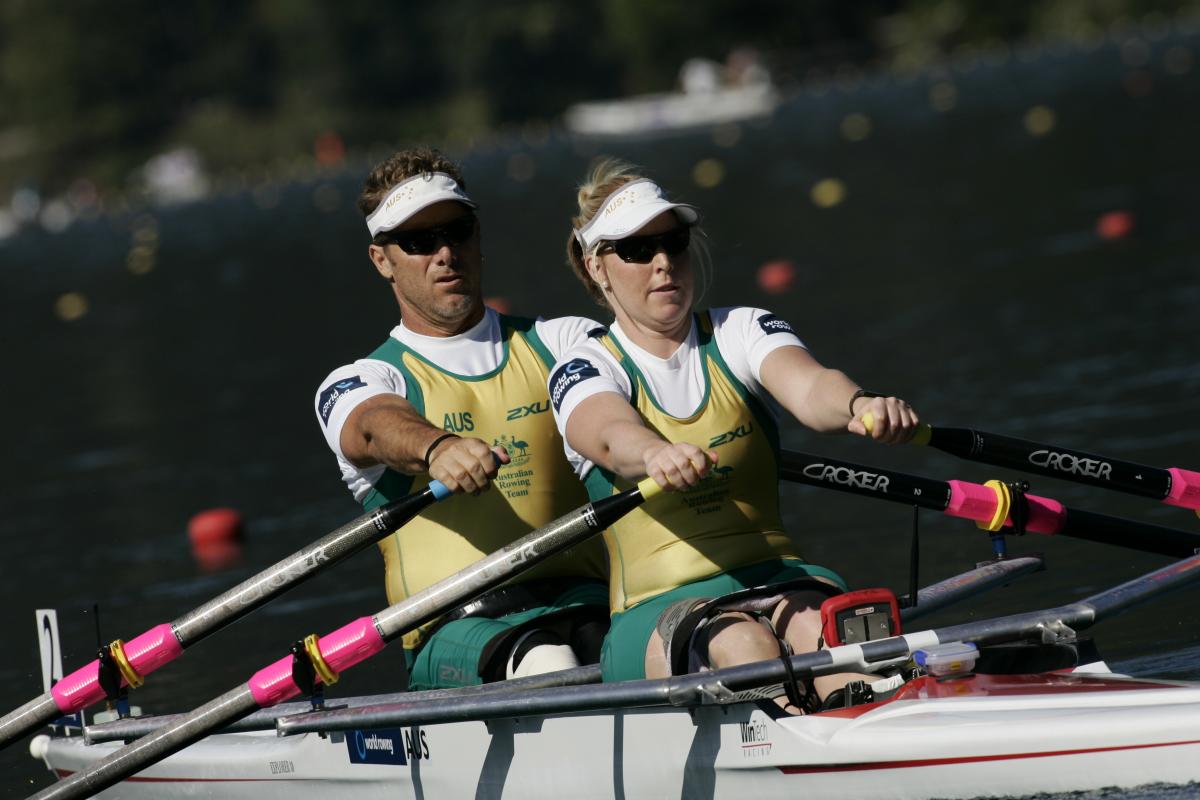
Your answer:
[585,312,799,612]
[362,315,607,649]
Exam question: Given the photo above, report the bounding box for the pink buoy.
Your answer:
[1095,210,1134,241]
[756,260,796,294]
[187,508,244,547]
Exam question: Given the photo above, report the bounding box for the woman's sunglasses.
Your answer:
[598,226,691,263]
[376,213,477,255]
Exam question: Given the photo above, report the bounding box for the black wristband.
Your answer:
[423,433,460,468]
[848,389,883,418]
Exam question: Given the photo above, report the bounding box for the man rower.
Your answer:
[314,147,608,690]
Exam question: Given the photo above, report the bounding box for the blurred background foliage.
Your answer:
[1,0,1196,200]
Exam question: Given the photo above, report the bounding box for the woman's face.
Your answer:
[592,211,694,337]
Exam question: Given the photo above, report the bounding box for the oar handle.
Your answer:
[876,415,1200,514]
[861,412,931,444]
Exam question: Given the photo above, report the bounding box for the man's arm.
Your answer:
[342,394,508,493]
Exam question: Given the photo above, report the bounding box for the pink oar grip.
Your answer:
[1007,493,1067,535]
[50,624,182,714]
[247,655,300,708]
[318,617,387,673]
[945,480,1001,523]
[124,624,184,677]
[1165,468,1200,510]
[248,617,385,708]
[944,481,1066,535]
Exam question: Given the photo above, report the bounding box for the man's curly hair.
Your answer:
[358,147,467,217]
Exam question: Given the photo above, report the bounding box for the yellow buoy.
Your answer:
[692,158,725,189]
[127,245,156,275]
[55,292,88,321]
[811,178,846,209]
[840,113,872,142]
[1023,105,1056,137]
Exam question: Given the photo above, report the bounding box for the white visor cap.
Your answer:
[366,172,478,237]
[574,179,699,252]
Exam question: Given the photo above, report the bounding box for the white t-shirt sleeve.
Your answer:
[547,339,631,438]
[314,360,406,460]
[710,306,807,392]
[534,315,606,361]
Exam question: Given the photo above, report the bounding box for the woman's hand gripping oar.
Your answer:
[29,478,663,800]
[0,480,452,753]
[865,414,1200,517]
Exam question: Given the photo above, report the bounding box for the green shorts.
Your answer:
[599,560,848,683]
[407,581,608,691]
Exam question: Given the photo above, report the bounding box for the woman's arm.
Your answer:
[757,346,918,443]
[565,391,716,490]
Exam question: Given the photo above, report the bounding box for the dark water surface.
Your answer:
[2,30,1199,798]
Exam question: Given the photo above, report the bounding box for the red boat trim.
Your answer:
[779,738,1200,774]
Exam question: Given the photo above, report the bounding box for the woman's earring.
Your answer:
[601,281,610,290]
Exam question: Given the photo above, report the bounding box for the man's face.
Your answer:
[368,200,484,336]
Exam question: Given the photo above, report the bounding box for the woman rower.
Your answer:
[547,159,919,711]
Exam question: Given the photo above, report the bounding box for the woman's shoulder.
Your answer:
[532,314,608,359]
[707,306,801,339]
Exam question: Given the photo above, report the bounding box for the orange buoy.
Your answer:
[187,508,244,547]
[756,260,797,294]
[1095,210,1135,241]
[191,540,244,573]
[314,132,346,166]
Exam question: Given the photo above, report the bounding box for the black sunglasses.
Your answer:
[598,226,691,263]
[376,213,477,255]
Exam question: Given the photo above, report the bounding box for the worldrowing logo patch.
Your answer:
[757,314,796,336]
[318,376,367,425]
[549,358,600,412]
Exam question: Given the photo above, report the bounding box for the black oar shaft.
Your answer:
[779,451,953,513]
[1059,508,1200,556]
[925,426,1171,499]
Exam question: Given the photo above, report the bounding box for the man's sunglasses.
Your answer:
[376,213,477,255]
[598,226,691,263]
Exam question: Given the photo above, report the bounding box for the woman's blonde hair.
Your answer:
[566,158,709,311]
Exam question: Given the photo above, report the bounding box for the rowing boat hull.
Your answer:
[32,670,1200,799]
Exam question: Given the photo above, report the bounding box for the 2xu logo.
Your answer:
[709,422,752,448]
[802,463,891,492]
[506,400,550,421]
[1029,450,1112,480]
